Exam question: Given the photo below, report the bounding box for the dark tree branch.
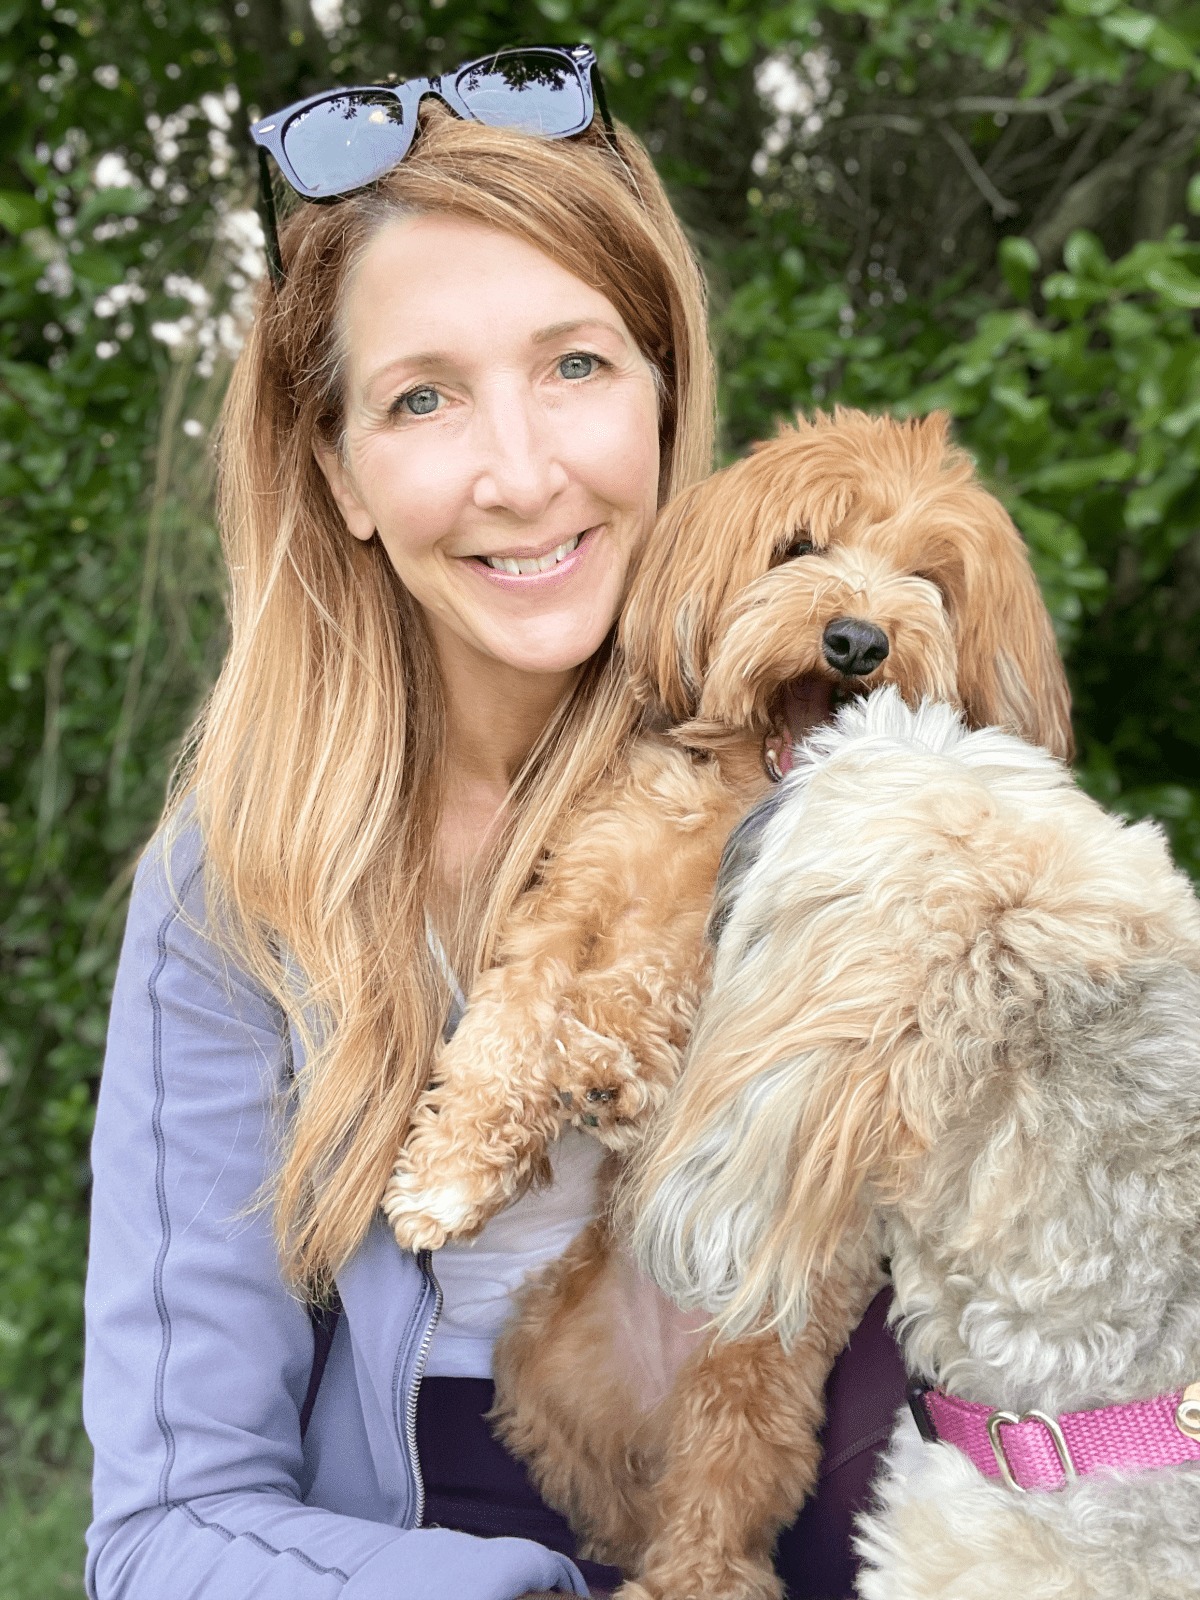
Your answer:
[1028,108,1200,264]
[938,122,1020,217]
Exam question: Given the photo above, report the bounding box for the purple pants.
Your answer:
[416,1287,907,1598]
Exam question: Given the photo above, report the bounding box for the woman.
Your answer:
[83,48,904,1600]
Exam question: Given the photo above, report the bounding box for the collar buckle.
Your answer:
[986,1407,1078,1492]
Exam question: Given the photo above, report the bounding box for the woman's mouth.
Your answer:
[476,532,583,576]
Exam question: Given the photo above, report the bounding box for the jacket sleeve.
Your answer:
[83,824,587,1600]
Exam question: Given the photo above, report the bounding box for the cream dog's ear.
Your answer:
[629,983,937,1342]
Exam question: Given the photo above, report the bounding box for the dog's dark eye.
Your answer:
[784,538,815,559]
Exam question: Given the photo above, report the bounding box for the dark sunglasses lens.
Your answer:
[455,51,588,136]
[282,91,410,195]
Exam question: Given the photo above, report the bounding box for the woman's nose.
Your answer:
[471,390,570,517]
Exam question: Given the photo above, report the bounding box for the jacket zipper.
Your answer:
[404,1248,442,1527]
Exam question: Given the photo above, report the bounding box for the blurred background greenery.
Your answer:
[1,0,1198,1588]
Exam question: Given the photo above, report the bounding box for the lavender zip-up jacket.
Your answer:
[83,824,588,1600]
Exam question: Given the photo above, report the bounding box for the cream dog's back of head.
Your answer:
[630,688,1200,1347]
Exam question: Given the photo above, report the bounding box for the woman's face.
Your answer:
[319,214,662,685]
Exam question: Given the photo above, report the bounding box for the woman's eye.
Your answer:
[558,353,598,381]
[394,385,440,417]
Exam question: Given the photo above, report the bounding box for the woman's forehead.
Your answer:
[340,214,638,394]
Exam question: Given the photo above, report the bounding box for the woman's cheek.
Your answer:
[363,442,469,550]
[564,391,660,510]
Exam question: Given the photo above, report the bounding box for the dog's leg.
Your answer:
[382,949,582,1250]
[490,1201,669,1573]
[619,1239,884,1600]
[549,937,710,1154]
[383,745,748,1250]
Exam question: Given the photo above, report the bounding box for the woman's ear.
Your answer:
[313,441,376,543]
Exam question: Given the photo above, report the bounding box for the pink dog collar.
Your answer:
[910,1381,1200,1491]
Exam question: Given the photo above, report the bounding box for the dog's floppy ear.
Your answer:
[945,487,1074,760]
[628,968,936,1342]
[620,414,860,718]
[618,476,730,718]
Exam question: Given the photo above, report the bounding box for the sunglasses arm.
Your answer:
[257,146,285,290]
[589,61,617,149]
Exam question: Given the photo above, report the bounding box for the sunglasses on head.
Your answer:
[249,43,615,287]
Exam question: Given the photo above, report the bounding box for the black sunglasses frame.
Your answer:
[249,44,615,288]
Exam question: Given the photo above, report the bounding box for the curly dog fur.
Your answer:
[632,688,1200,1598]
[381,409,1073,1598]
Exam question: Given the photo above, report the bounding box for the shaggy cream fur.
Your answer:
[632,688,1200,1597]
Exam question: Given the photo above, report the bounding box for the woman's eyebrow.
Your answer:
[362,351,454,394]
[361,318,629,395]
[531,317,629,346]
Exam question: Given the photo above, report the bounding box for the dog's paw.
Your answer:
[381,1169,482,1251]
[550,1014,664,1150]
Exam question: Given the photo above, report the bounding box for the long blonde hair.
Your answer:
[166,108,715,1288]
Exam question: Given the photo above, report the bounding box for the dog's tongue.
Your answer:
[783,678,835,743]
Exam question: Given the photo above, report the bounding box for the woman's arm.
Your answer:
[84,822,586,1600]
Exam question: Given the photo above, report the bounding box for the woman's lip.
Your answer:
[464,525,600,589]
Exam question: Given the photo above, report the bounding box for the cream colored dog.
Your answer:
[632,688,1200,1599]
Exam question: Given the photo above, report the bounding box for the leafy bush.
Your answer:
[1,0,1197,1444]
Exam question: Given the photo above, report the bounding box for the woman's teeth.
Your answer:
[483,533,581,576]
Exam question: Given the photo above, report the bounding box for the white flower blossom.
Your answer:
[753,50,834,176]
[93,151,139,189]
[150,318,193,348]
[200,91,232,131]
[310,0,344,38]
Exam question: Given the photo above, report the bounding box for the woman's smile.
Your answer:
[467,524,597,581]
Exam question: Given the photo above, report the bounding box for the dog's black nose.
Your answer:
[822,617,890,676]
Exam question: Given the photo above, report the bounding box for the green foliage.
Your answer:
[1,0,1198,1461]
[0,1439,89,1599]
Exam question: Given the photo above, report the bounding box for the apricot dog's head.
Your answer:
[619,408,1072,763]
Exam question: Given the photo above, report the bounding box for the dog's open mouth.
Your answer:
[765,676,862,778]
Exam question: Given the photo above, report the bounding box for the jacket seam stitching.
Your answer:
[148,862,203,1505]
[171,1501,351,1580]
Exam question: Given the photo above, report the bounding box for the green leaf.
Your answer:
[1063,230,1109,281]
[1189,174,1200,217]
[1026,450,1136,491]
[1145,262,1200,308]
[1062,0,1123,15]
[982,26,1012,70]
[719,30,754,68]
[68,249,125,287]
[1146,26,1200,73]
[999,236,1039,303]
[992,384,1048,424]
[1099,10,1157,49]
[0,190,45,236]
